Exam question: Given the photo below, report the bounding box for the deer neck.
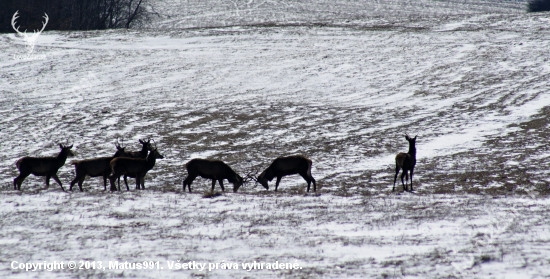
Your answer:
[408,144,416,158]
[146,155,157,170]
[228,175,238,184]
[56,151,69,167]
[140,145,148,157]
[265,168,276,180]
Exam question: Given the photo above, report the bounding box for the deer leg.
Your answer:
[211,179,217,192]
[140,175,145,189]
[102,175,108,191]
[409,168,414,192]
[109,176,118,191]
[135,176,140,190]
[123,175,129,191]
[299,172,312,192]
[77,176,86,192]
[45,175,52,189]
[52,174,65,191]
[70,174,85,192]
[69,176,78,191]
[275,176,282,191]
[14,173,29,190]
[219,179,225,192]
[187,178,193,192]
[400,171,406,191]
[184,175,196,192]
[393,165,400,192]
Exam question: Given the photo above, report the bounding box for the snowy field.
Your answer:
[2,0,550,278]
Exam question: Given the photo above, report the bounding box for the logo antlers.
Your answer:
[11,11,49,54]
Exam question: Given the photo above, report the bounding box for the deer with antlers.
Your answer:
[119,138,152,159]
[393,134,417,192]
[183,159,244,193]
[109,142,164,191]
[255,155,317,192]
[11,11,49,54]
[110,138,153,190]
[69,141,130,192]
[13,144,74,191]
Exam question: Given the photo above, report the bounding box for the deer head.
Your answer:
[405,134,417,143]
[59,144,75,157]
[139,138,153,151]
[11,11,49,54]
[114,138,126,156]
[243,167,261,187]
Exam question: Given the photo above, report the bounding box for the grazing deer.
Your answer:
[257,155,316,192]
[393,134,417,192]
[109,148,164,191]
[69,143,129,192]
[13,144,74,191]
[183,159,243,193]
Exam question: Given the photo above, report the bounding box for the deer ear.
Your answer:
[139,139,144,144]
[68,145,73,149]
[59,143,64,149]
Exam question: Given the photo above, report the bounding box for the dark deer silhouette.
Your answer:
[109,148,164,191]
[112,138,153,190]
[257,155,316,192]
[393,134,417,192]
[183,159,243,193]
[13,144,74,191]
[69,143,128,191]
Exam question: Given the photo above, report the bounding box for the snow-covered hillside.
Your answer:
[1,0,550,278]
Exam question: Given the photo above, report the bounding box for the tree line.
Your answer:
[0,0,150,33]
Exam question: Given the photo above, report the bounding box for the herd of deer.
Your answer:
[12,135,417,193]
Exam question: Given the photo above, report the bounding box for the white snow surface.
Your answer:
[1,0,550,278]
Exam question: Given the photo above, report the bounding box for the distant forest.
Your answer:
[0,0,150,33]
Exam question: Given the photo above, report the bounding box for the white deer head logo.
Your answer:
[11,11,49,54]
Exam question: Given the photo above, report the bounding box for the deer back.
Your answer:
[270,155,311,176]
[16,144,73,175]
[16,156,60,175]
[110,157,148,176]
[73,157,114,176]
[186,159,237,180]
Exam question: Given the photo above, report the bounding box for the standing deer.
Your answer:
[183,159,243,193]
[116,138,152,189]
[257,155,316,192]
[109,148,164,191]
[69,142,129,191]
[393,134,417,192]
[13,144,74,191]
